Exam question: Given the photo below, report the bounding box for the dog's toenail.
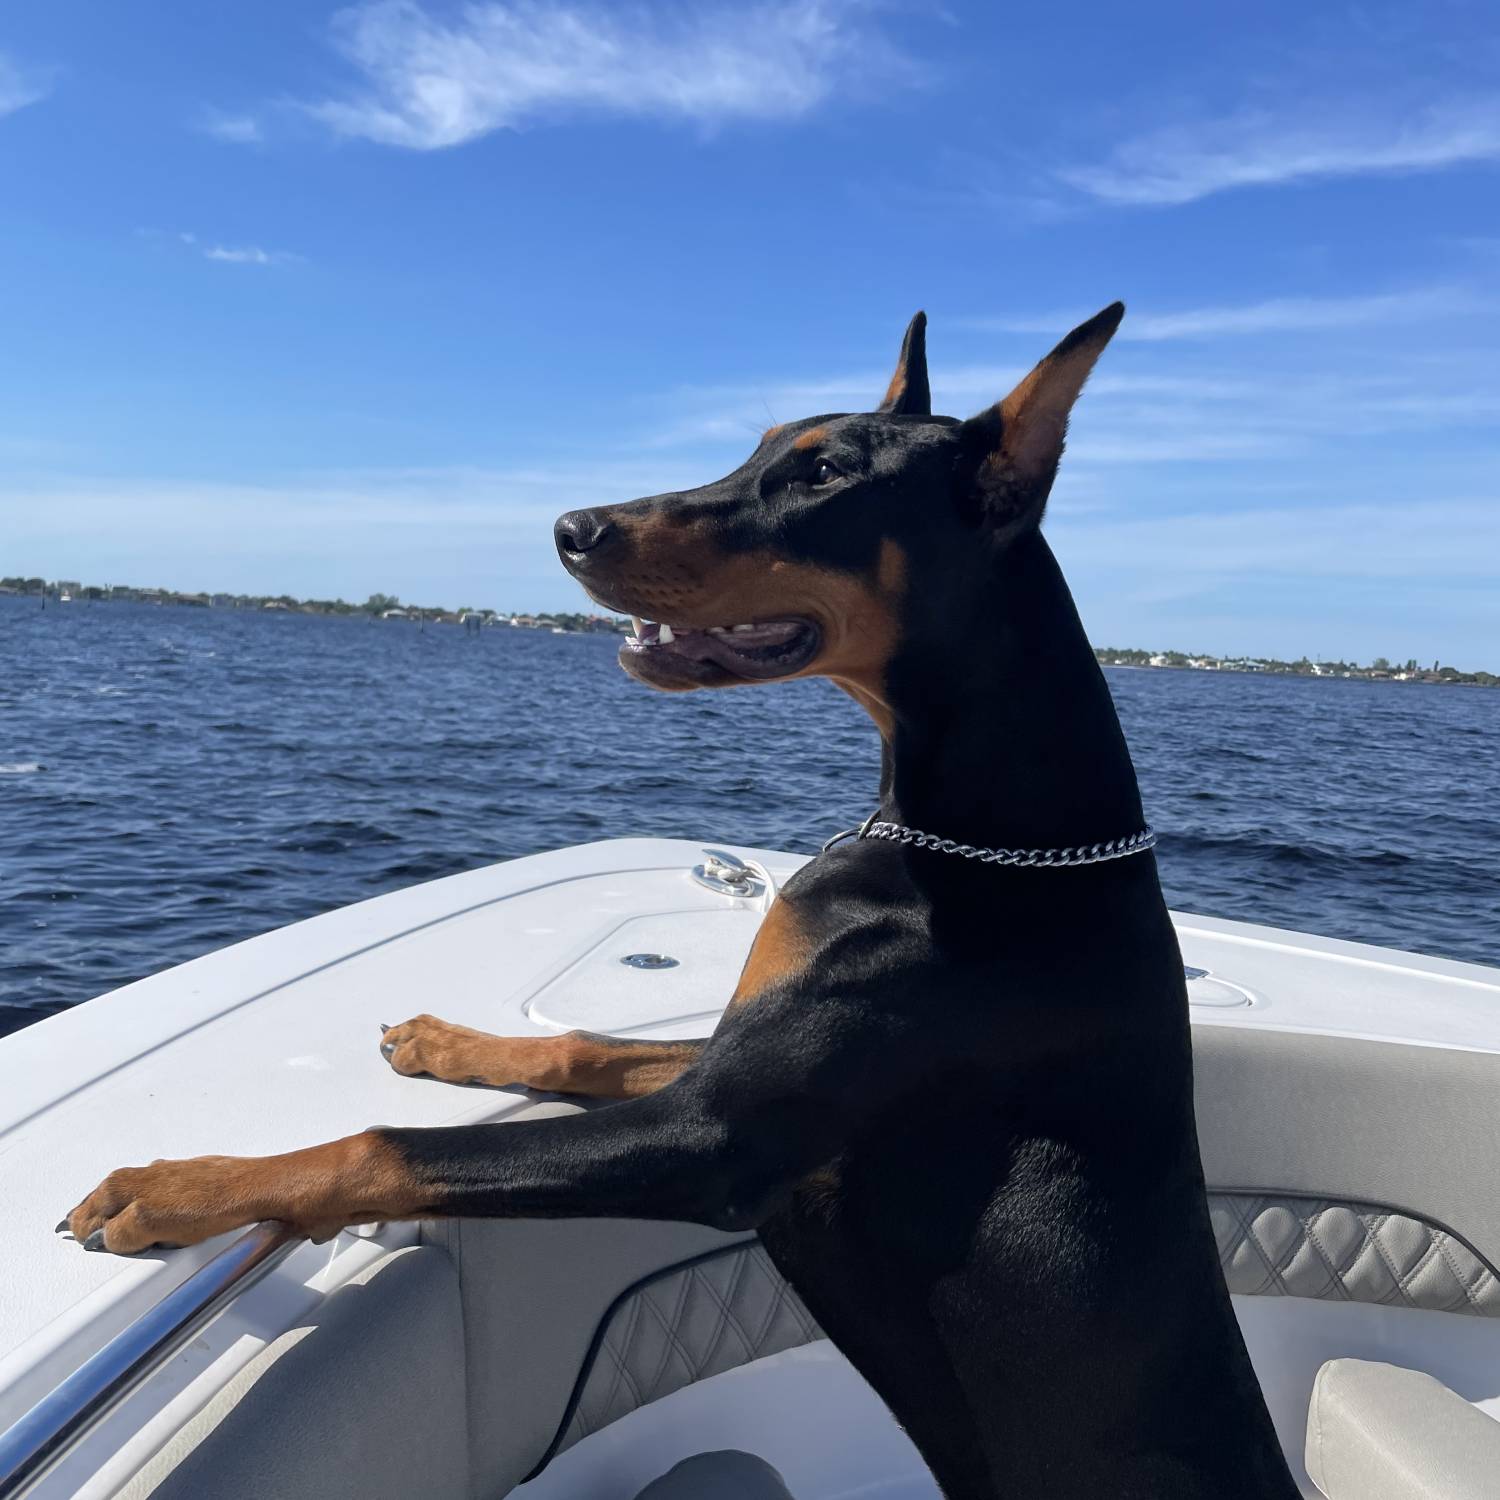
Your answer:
[379,1023,390,1034]
[55,1218,72,1236]
[380,1041,397,1059]
[82,1229,108,1253]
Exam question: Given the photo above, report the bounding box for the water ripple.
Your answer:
[2,596,1497,1036]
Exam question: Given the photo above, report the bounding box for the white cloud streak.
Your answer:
[1051,497,1500,668]
[4,461,713,547]
[203,244,295,266]
[303,0,915,149]
[1052,497,1500,584]
[648,361,1123,447]
[974,288,1481,342]
[158,231,300,266]
[649,334,1500,469]
[2,459,712,602]
[12,470,1497,663]
[1059,100,1500,206]
[202,111,263,144]
[0,50,53,118]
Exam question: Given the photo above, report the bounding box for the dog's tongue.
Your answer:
[667,621,804,667]
[632,618,809,676]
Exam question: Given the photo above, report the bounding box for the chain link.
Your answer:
[827,817,1157,867]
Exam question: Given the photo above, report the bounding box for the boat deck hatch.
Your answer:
[525,907,763,1035]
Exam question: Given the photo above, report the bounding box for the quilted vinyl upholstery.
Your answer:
[557,1243,823,1453]
[1210,1194,1500,1317]
[536,1194,1499,1470]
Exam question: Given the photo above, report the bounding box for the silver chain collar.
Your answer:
[823,811,1156,868]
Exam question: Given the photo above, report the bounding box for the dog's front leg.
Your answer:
[65,1089,794,1253]
[377,889,812,1097]
[378,1020,705,1099]
[63,994,901,1254]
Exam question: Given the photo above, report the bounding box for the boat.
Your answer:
[2,837,1497,1499]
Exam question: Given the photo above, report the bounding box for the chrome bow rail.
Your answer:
[0,1222,298,1500]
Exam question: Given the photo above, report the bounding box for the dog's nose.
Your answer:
[554,509,616,560]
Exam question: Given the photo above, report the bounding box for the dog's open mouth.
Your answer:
[622,615,820,683]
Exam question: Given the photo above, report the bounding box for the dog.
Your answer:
[65,307,1299,1498]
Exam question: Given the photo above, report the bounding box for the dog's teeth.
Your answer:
[631,616,646,637]
[709,626,727,635]
[732,623,755,633]
[658,623,675,645]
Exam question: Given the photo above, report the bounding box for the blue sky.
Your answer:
[2,2,1498,666]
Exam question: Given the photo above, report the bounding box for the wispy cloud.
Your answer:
[1053,497,1500,584]
[6,460,735,547]
[974,287,1481,343]
[1060,99,1500,207]
[644,365,1276,458]
[13,467,1496,664]
[644,330,1500,474]
[654,285,1495,450]
[203,243,298,266]
[3,459,713,601]
[157,231,301,267]
[1056,357,1500,471]
[201,111,263,144]
[1049,494,1500,668]
[0,49,54,118]
[301,0,917,149]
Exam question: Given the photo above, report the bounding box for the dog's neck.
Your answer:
[877,529,1145,852]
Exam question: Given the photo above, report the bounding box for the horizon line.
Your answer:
[4,575,1494,681]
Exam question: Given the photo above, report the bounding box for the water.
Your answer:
[2,595,1497,1036]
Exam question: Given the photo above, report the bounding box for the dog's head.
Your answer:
[556,305,1122,726]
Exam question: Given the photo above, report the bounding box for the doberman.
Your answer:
[65,307,1300,1498]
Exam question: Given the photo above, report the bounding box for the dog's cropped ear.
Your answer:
[957,301,1123,534]
[876,311,930,416]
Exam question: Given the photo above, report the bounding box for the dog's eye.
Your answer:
[811,458,842,486]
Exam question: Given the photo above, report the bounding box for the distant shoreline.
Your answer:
[4,578,1494,685]
[1099,659,1494,689]
[0,577,627,638]
[1093,646,1496,688]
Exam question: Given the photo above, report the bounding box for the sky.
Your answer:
[2,1,1498,667]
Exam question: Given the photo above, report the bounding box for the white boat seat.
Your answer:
[1304,1358,1500,1499]
[116,1245,468,1500]
[634,1451,795,1500]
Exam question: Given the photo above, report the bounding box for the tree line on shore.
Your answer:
[1097,646,1496,687]
[0,579,627,634]
[5,577,1492,681]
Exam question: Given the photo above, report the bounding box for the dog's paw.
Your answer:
[379,1014,504,1085]
[62,1157,261,1255]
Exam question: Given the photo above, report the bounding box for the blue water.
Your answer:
[2,594,1497,1036]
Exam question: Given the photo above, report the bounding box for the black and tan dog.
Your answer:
[66,308,1299,1498]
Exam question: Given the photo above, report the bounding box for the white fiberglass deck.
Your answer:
[3,838,1500,1498]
